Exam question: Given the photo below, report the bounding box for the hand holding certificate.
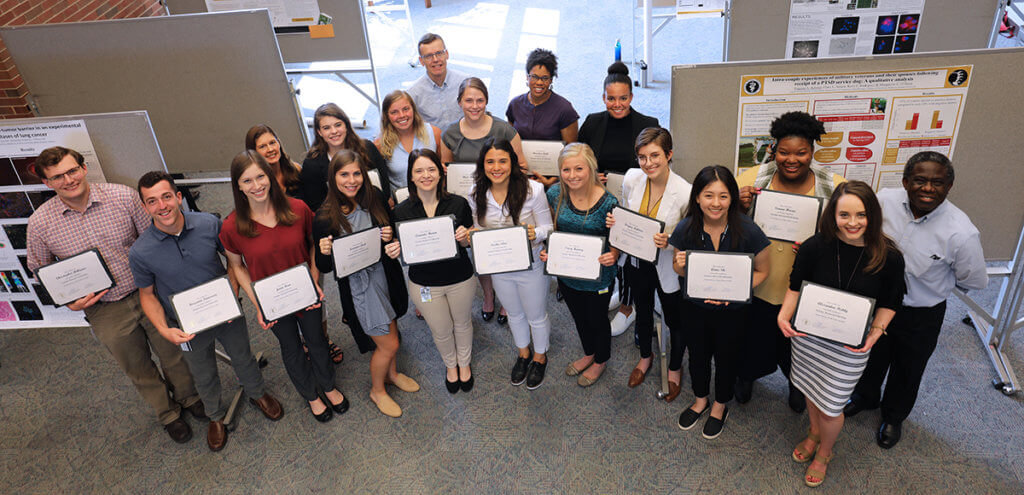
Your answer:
[252,264,319,322]
[332,227,382,278]
[171,276,242,334]
[470,226,532,275]
[683,251,754,303]
[445,163,476,198]
[608,206,665,263]
[35,249,115,307]
[544,232,605,281]
[521,140,564,176]
[396,215,458,265]
[750,190,823,243]
[792,281,876,348]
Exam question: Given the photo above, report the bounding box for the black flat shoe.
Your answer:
[481,310,495,322]
[511,353,532,386]
[842,397,878,418]
[877,421,902,449]
[445,373,460,394]
[311,403,333,423]
[496,313,508,325]
[460,375,474,392]
[329,395,350,415]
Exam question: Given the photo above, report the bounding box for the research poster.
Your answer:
[786,0,925,59]
[205,0,321,27]
[0,228,88,329]
[736,66,971,190]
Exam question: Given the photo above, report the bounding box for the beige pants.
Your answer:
[408,277,476,368]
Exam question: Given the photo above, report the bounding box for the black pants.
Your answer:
[623,261,685,370]
[270,306,336,402]
[737,297,793,383]
[853,302,946,423]
[558,280,613,364]
[686,302,747,402]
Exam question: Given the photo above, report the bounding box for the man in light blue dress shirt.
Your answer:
[406,33,470,130]
[844,151,988,449]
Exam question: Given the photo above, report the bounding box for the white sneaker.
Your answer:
[610,309,635,337]
[607,288,621,311]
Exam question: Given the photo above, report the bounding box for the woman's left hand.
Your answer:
[384,240,401,259]
[598,251,617,266]
[454,225,469,244]
[653,232,669,249]
[380,226,393,242]
[525,224,536,241]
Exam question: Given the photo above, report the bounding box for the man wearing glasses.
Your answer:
[406,32,470,129]
[26,146,202,444]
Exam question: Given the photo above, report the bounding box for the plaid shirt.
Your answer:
[26,182,151,302]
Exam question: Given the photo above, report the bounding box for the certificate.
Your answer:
[251,264,319,322]
[750,190,823,243]
[396,215,458,265]
[394,187,410,204]
[683,251,754,303]
[170,276,242,334]
[544,232,605,281]
[793,281,876,348]
[608,206,665,263]
[470,226,533,275]
[445,163,476,198]
[521,140,564,176]
[605,172,626,204]
[331,227,382,278]
[366,169,383,190]
[35,249,115,306]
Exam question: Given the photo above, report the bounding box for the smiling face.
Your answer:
[559,155,591,192]
[698,180,730,224]
[527,65,553,100]
[237,163,271,205]
[902,160,951,218]
[253,131,281,165]
[484,148,512,186]
[418,38,448,80]
[459,87,488,122]
[604,82,632,119]
[316,116,348,150]
[387,97,415,132]
[410,156,440,195]
[41,154,89,204]
[334,161,364,199]
[636,142,672,182]
[139,180,184,234]
[773,136,814,183]
[834,193,867,246]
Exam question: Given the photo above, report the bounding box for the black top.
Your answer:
[390,194,475,286]
[297,139,391,213]
[668,214,771,309]
[789,233,906,311]
[577,108,659,175]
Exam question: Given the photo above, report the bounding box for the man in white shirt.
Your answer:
[844,151,988,449]
[406,33,470,130]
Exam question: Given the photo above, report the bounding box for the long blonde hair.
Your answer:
[378,90,429,160]
[551,143,604,229]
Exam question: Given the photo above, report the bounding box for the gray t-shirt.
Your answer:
[441,117,518,163]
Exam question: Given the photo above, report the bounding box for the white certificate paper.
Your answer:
[252,264,318,322]
[470,226,533,275]
[332,227,382,278]
[793,281,876,348]
[35,249,115,306]
[605,172,626,204]
[445,163,476,198]
[751,190,823,243]
[396,215,458,265]
[366,169,383,190]
[521,140,564,176]
[394,187,410,204]
[684,251,754,303]
[170,276,242,334]
[544,232,604,281]
[608,206,665,263]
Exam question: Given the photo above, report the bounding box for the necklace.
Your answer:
[836,243,865,290]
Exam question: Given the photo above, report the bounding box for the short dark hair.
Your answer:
[34,146,84,178]
[903,151,954,183]
[526,48,558,78]
[137,171,178,197]
[635,126,672,155]
[418,33,444,53]
[769,111,826,146]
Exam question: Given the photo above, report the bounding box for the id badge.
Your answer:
[420,287,432,303]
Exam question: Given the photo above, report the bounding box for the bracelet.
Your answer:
[870,325,887,335]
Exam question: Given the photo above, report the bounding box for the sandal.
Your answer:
[804,451,834,487]
[792,428,821,463]
[328,341,344,364]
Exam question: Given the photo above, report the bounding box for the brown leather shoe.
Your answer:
[164,417,192,443]
[665,380,681,402]
[628,366,649,388]
[207,420,227,452]
[250,393,284,421]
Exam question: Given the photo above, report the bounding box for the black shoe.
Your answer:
[311,402,333,423]
[556,289,564,302]
[677,405,709,431]
[702,407,729,440]
[525,360,547,390]
[186,401,207,419]
[164,417,192,443]
[481,310,494,322]
[496,312,508,325]
[843,398,878,418]
[788,383,806,413]
[460,374,474,393]
[511,353,532,386]
[445,373,460,394]
[877,421,902,449]
[735,378,753,404]
[329,395,350,415]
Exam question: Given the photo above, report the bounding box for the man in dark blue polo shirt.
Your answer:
[129,171,283,452]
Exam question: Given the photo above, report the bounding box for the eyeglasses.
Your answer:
[528,74,552,83]
[420,49,447,61]
[42,165,84,185]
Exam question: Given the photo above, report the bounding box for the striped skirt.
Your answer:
[790,335,870,417]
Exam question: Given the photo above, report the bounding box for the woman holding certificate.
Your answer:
[778,181,904,487]
[539,143,619,386]
[607,127,690,400]
[668,166,771,439]
[220,150,348,423]
[313,151,420,418]
[469,139,555,389]
[376,91,442,192]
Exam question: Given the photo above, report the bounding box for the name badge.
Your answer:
[420,287,432,303]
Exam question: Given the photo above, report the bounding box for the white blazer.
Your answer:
[621,168,692,292]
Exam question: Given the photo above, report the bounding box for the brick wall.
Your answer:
[0,0,165,119]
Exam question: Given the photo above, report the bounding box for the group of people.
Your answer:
[22,32,988,488]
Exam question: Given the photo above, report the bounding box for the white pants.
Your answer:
[491,259,551,354]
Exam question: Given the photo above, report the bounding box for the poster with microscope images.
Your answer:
[786,0,925,59]
[0,226,88,328]
[735,66,970,190]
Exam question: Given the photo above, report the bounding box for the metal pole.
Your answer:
[722,0,732,61]
[642,0,653,88]
[989,0,1009,48]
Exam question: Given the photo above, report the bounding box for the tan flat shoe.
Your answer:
[565,359,592,376]
[388,373,420,393]
[371,393,402,418]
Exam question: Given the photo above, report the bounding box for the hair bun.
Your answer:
[607,61,629,76]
